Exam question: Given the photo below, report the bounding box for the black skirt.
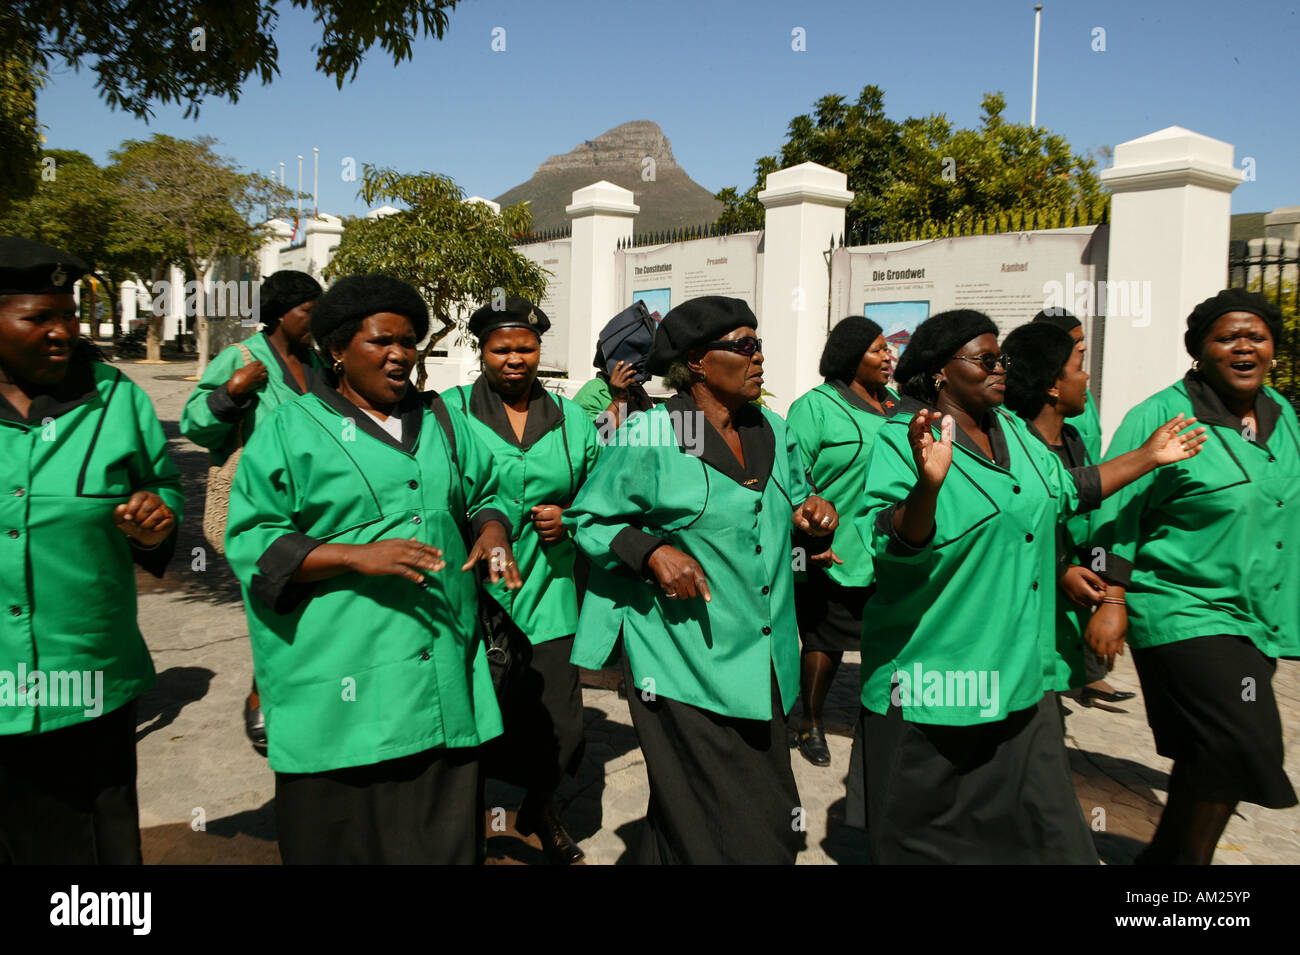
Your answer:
[794,570,872,654]
[481,633,586,793]
[274,746,481,864]
[623,655,802,864]
[1132,634,1297,809]
[855,694,1098,864]
[0,701,142,865]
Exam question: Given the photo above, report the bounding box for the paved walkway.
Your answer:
[122,359,1299,864]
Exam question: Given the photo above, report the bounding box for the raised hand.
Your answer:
[227,360,269,397]
[909,409,954,488]
[608,360,637,398]
[1142,413,1208,465]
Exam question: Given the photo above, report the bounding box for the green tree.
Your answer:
[109,134,297,367]
[0,150,133,339]
[0,1,464,210]
[325,167,549,389]
[717,87,1106,242]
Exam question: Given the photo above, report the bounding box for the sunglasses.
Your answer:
[703,337,763,357]
[950,352,1011,372]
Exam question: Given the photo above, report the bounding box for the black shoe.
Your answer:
[1080,686,1137,707]
[244,692,268,756]
[797,726,832,767]
[517,801,585,865]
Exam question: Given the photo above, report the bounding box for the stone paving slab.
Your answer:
[115,360,1299,864]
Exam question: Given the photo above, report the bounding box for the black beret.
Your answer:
[820,316,884,382]
[468,297,549,343]
[1002,323,1076,418]
[259,270,321,325]
[1031,307,1082,332]
[310,274,429,344]
[1184,288,1283,357]
[646,296,758,375]
[893,309,999,386]
[0,236,88,295]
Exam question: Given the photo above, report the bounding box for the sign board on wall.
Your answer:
[518,239,572,373]
[831,227,1108,373]
[618,233,762,319]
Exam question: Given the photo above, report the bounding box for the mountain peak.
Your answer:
[496,121,720,233]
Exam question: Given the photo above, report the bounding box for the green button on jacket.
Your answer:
[785,381,900,587]
[224,384,506,774]
[0,361,183,735]
[567,396,812,720]
[448,380,601,645]
[857,402,1097,725]
[1091,375,1300,657]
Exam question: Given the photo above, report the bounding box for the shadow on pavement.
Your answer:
[142,800,279,864]
[136,666,215,742]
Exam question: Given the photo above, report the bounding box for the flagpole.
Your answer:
[1031,4,1043,127]
[313,147,319,219]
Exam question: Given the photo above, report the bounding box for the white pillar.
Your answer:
[757,162,853,415]
[166,264,186,340]
[1097,127,1243,443]
[120,280,137,333]
[565,181,638,381]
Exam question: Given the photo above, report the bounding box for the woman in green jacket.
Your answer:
[567,295,839,864]
[0,237,182,864]
[1002,321,1135,704]
[855,309,1204,864]
[1089,289,1299,865]
[448,298,602,865]
[180,269,322,752]
[225,274,520,864]
[785,316,900,766]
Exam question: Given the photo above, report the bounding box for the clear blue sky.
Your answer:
[34,0,1300,218]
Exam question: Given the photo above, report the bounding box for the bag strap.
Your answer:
[425,392,466,523]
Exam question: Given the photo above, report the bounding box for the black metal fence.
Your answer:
[510,225,571,247]
[618,219,761,250]
[845,203,1109,247]
[1227,239,1299,410]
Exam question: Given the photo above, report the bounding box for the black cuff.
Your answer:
[611,526,667,575]
[1068,465,1102,513]
[130,529,178,578]
[1092,548,1133,588]
[470,508,512,540]
[250,531,322,614]
[875,504,935,556]
[207,383,255,424]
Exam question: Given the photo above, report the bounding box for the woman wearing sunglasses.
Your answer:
[854,309,1205,863]
[566,295,838,863]
[784,317,900,767]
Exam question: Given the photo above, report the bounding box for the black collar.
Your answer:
[1183,370,1281,446]
[894,396,1010,469]
[0,356,101,425]
[1027,419,1089,467]
[667,392,774,491]
[309,374,423,453]
[827,380,899,418]
[468,375,564,451]
[261,331,316,395]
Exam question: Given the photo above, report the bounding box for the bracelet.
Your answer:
[127,535,164,551]
[1101,597,1126,606]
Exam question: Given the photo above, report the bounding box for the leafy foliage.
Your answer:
[325,167,549,388]
[717,86,1108,241]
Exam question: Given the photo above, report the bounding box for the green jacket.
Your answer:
[179,331,322,465]
[785,381,900,588]
[1076,389,1102,464]
[857,402,1101,725]
[567,396,811,720]
[574,377,613,423]
[224,381,508,773]
[448,380,601,644]
[0,360,183,735]
[1091,374,1300,657]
